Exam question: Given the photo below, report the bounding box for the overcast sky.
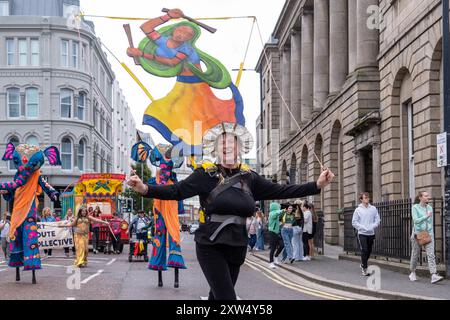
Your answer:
[80,0,285,158]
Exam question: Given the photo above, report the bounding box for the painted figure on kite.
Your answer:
[126,8,245,156]
[131,141,186,288]
[0,143,61,284]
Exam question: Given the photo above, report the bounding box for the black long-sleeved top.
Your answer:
[144,166,321,246]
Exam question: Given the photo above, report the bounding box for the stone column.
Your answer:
[348,0,358,73]
[329,0,348,93]
[290,30,302,135]
[281,47,291,142]
[357,0,379,69]
[300,11,314,122]
[354,150,365,202]
[372,142,382,202]
[313,0,329,113]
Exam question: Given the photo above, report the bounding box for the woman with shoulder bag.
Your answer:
[409,191,443,284]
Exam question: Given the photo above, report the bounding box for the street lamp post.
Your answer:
[442,0,450,277]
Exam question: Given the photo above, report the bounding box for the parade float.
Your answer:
[61,173,130,253]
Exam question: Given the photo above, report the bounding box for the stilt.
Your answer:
[174,268,179,288]
[158,270,163,287]
[32,270,36,284]
[15,267,20,281]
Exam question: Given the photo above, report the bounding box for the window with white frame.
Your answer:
[100,68,105,92]
[81,44,87,71]
[18,38,27,66]
[7,88,20,118]
[0,1,9,16]
[100,113,105,135]
[61,40,69,67]
[78,139,85,171]
[26,88,39,118]
[26,135,39,146]
[6,38,14,66]
[60,89,72,118]
[100,149,105,173]
[31,39,40,66]
[61,137,72,170]
[8,136,19,170]
[72,41,79,68]
[77,92,85,120]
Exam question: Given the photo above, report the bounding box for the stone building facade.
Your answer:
[256,0,446,246]
[0,0,134,213]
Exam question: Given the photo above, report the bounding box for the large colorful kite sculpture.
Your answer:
[0,143,61,284]
[131,141,186,288]
[125,8,246,156]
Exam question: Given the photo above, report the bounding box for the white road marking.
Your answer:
[81,269,104,284]
[66,297,76,300]
[0,268,8,272]
[42,263,68,268]
[106,258,116,266]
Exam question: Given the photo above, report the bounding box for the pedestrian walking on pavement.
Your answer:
[255,208,265,251]
[246,213,258,252]
[268,202,285,268]
[91,206,102,254]
[0,212,11,260]
[352,192,380,276]
[302,201,314,261]
[292,200,304,261]
[281,205,296,263]
[127,123,335,300]
[409,191,443,284]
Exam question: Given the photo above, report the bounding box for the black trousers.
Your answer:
[196,243,247,300]
[358,234,375,269]
[302,233,310,257]
[269,231,284,263]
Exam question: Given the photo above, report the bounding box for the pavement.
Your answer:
[250,244,450,300]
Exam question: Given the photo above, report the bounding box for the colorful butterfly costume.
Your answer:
[0,143,61,271]
[131,142,186,271]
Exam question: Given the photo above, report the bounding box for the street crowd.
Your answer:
[246,191,444,285]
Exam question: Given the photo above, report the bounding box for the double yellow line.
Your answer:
[244,258,352,300]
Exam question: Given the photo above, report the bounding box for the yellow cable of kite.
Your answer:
[80,13,256,21]
[235,62,245,87]
[120,62,154,102]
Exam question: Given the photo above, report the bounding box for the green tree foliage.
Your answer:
[123,162,153,214]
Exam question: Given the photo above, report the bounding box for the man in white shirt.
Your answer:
[352,192,381,276]
[0,212,11,260]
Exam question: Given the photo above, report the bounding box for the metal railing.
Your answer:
[344,198,445,265]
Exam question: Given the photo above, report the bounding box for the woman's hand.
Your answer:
[316,167,335,189]
[127,170,148,195]
[127,47,143,58]
[167,8,184,19]
[0,190,9,195]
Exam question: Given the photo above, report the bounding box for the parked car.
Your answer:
[189,223,199,234]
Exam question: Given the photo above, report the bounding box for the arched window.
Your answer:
[8,136,19,170]
[61,137,72,170]
[77,92,85,120]
[7,88,20,118]
[60,89,73,118]
[26,87,39,118]
[26,135,39,146]
[78,139,85,171]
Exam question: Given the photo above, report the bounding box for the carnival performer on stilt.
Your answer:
[131,142,186,288]
[0,143,61,284]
